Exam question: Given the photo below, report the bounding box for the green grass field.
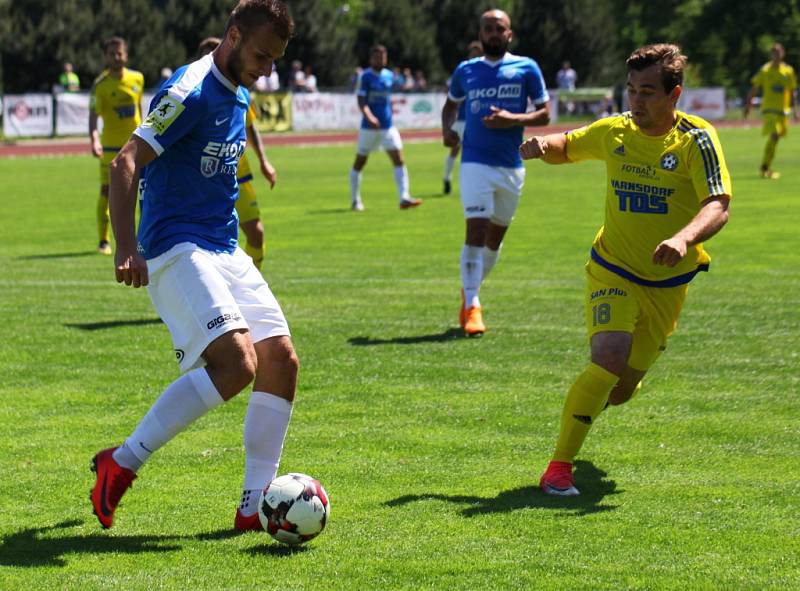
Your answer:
[0,128,798,590]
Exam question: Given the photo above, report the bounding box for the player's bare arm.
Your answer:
[652,195,730,267]
[247,123,276,188]
[108,135,157,287]
[743,86,757,118]
[357,95,380,128]
[89,111,102,157]
[441,98,460,147]
[519,132,569,164]
[482,102,550,129]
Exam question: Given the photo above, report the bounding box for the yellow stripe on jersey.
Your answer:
[90,67,145,148]
[566,111,732,284]
[751,62,797,115]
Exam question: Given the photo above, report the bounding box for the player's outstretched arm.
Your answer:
[109,135,156,287]
[652,195,730,267]
[519,132,569,164]
[743,86,757,119]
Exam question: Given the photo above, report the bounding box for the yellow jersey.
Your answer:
[751,62,797,115]
[566,111,732,285]
[90,67,145,149]
[237,103,260,181]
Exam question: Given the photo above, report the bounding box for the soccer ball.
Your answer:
[258,473,330,545]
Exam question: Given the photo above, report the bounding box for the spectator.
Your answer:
[350,66,363,92]
[557,60,578,114]
[288,59,306,92]
[304,65,318,93]
[392,67,405,91]
[414,69,427,91]
[402,67,415,91]
[58,62,81,92]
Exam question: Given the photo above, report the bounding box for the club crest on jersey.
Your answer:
[142,95,184,134]
[200,156,220,178]
[661,152,678,171]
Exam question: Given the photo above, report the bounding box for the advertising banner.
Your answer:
[678,88,726,120]
[3,94,53,137]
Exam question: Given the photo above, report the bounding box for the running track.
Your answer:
[0,121,755,159]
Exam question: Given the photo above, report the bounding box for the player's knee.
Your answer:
[607,380,641,406]
[271,339,300,379]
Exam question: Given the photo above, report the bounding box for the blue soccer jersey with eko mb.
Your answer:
[356,68,394,129]
[449,54,549,168]
[134,53,250,259]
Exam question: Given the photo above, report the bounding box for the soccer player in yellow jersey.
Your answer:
[198,36,276,270]
[744,42,798,179]
[520,44,732,496]
[89,37,144,255]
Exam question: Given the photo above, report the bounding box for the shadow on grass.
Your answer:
[306,208,352,215]
[386,461,619,517]
[64,318,163,331]
[349,327,464,346]
[0,520,294,567]
[17,251,96,260]
[0,520,183,567]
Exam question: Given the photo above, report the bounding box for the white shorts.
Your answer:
[146,242,290,373]
[452,120,465,142]
[356,126,403,155]
[459,162,526,226]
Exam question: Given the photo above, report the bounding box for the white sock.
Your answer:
[461,245,483,308]
[113,368,224,472]
[393,165,410,200]
[349,169,362,204]
[482,245,501,280]
[239,488,262,516]
[444,155,456,181]
[242,391,293,504]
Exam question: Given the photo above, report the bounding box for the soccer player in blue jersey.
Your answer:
[443,40,483,195]
[349,44,422,211]
[89,0,298,532]
[442,10,550,335]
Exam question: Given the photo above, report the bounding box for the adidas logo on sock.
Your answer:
[573,414,592,425]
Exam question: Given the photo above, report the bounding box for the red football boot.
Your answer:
[90,447,136,528]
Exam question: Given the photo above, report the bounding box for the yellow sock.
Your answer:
[762,137,778,169]
[552,363,620,463]
[96,194,110,243]
[243,240,265,270]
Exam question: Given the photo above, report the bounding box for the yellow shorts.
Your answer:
[99,149,119,185]
[236,179,261,224]
[584,259,688,371]
[762,113,788,137]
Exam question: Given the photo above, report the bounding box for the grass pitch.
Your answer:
[0,127,798,590]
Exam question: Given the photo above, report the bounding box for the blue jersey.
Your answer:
[134,54,249,259]
[449,54,549,168]
[356,68,394,129]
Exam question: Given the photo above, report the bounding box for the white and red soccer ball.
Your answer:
[258,473,330,545]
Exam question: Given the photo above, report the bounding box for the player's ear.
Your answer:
[228,25,242,48]
[670,85,682,103]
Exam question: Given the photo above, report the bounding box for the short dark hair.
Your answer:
[197,37,221,57]
[102,36,127,52]
[226,0,294,42]
[370,44,388,56]
[626,43,686,93]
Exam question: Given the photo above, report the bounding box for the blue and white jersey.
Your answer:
[449,54,549,168]
[356,67,394,129]
[134,53,249,259]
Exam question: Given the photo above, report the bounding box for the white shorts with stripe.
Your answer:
[459,162,526,226]
[356,126,403,155]
[146,242,290,373]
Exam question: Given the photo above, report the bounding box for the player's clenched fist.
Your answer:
[519,136,548,160]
